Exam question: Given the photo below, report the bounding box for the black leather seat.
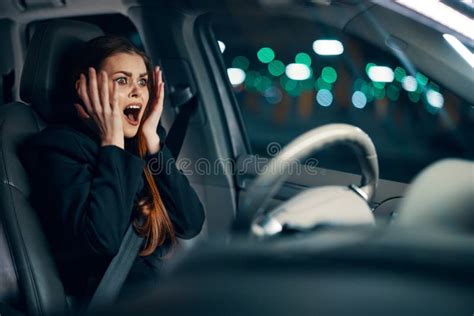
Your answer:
[0,20,103,315]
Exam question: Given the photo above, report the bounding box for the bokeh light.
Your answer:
[365,63,376,75]
[285,63,311,80]
[387,84,400,101]
[426,89,444,109]
[312,40,344,55]
[257,47,275,63]
[316,89,333,107]
[352,91,367,109]
[264,86,283,104]
[402,75,418,92]
[316,77,332,90]
[218,40,226,53]
[321,66,337,84]
[368,66,394,82]
[416,72,429,86]
[295,52,312,66]
[268,60,285,76]
[227,68,246,86]
[394,67,406,82]
[408,91,421,103]
[232,56,250,70]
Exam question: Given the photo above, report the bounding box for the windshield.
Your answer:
[212,1,474,183]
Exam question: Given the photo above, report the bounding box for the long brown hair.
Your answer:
[74,35,176,256]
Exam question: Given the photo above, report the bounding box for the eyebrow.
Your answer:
[113,71,148,77]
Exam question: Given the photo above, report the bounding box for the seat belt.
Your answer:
[86,225,143,311]
[166,95,198,159]
[86,94,198,311]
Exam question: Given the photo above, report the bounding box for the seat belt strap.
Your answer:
[87,225,143,311]
[166,96,198,159]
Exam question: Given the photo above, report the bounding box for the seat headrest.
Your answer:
[20,19,104,123]
[396,159,474,233]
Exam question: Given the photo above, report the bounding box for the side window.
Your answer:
[212,13,474,183]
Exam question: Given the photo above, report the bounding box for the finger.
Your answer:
[78,74,93,114]
[88,67,102,114]
[111,80,120,114]
[154,67,162,102]
[74,103,91,120]
[100,71,110,113]
[156,82,165,110]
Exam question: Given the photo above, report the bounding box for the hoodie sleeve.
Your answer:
[143,125,205,239]
[28,129,145,257]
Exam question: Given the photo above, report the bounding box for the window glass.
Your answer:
[212,12,474,183]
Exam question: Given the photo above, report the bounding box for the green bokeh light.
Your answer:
[316,77,332,90]
[295,52,312,66]
[232,56,250,70]
[255,76,272,92]
[361,84,375,102]
[300,78,315,91]
[387,84,400,101]
[288,85,302,97]
[245,71,260,90]
[353,78,366,91]
[321,67,337,84]
[372,81,385,89]
[365,63,376,75]
[280,75,298,92]
[408,91,421,103]
[416,72,429,86]
[257,47,275,64]
[394,67,406,82]
[428,82,440,92]
[268,60,285,77]
[374,87,385,100]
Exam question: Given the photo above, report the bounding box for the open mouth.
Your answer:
[123,104,141,126]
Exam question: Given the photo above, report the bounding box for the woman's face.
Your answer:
[100,52,150,138]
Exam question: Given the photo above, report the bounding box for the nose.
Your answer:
[129,82,141,98]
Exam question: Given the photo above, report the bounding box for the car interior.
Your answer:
[0,0,473,315]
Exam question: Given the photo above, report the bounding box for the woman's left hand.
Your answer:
[142,66,165,154]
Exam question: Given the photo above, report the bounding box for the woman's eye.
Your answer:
[138,79,147,87]
[115,77,127,85]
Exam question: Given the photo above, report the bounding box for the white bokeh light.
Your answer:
[227,68,246,86]
[218,40,226,53]
[402,75,418,92]
[368,66,394,82]
[426,90,444,109]
[312,40,344,56]
[285,63,311,81]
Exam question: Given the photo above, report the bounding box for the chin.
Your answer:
[123,127,140,139]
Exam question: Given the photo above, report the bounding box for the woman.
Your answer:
[24,36,205,298]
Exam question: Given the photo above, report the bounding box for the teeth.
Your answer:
[126,105,141,109]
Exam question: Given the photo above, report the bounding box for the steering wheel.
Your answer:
[235,124,379,237]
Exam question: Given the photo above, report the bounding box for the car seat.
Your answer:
[0,19,103,316]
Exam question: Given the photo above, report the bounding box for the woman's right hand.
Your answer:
[74,67,124,149]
